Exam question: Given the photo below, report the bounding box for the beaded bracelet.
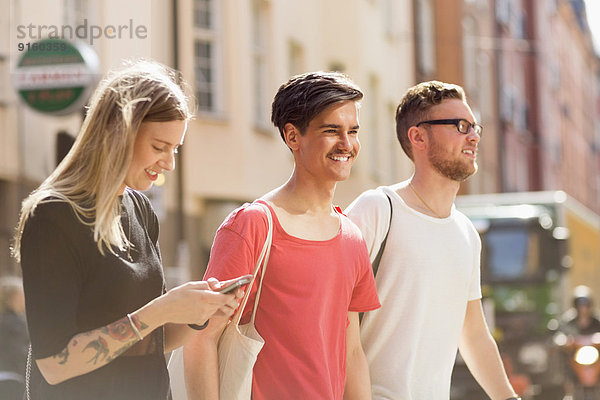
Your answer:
[127,313,144,341]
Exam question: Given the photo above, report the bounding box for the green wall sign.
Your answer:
[12,38,99,115]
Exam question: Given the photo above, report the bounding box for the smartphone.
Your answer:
[219,276,252,294]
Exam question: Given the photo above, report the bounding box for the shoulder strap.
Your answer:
[371,192,393,279]
[232,202,273,326]
[359,191,393,324]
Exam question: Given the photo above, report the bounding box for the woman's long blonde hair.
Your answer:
[12,60,193,261]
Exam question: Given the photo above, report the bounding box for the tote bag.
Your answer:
[168,202,273,400]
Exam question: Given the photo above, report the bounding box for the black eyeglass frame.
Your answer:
[416,118,483,136]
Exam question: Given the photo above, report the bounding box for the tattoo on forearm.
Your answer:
[138,318,149,331]
[107,344,131,363]
[60,316,150,368]
[131,314,149,332]
[54,347,70,364]
[84,337,109,365]
[102,316,149,341]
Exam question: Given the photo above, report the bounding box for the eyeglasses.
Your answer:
[416,119,483,136]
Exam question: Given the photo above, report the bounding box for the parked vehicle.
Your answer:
[450,191,600,400]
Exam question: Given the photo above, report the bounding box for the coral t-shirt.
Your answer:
[204,201,380,400]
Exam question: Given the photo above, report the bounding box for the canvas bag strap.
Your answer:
[232,202,273,326]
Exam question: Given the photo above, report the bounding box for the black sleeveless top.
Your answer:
[20,189,170,400]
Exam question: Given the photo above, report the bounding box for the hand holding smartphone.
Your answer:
[217,275,252,294]
[188,275,252,331]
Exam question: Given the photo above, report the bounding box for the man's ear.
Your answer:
[283,123,301,151]
[408,125,427,152]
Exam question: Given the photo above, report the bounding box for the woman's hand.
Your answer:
[153,277,247,327]
[162,276,250,352]
[206,276,248,318]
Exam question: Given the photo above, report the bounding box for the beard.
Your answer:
[427,136,478,182]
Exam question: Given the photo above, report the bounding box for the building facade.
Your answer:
[535,0,600,214]
[416,0,600,209]
[0,0,416,280]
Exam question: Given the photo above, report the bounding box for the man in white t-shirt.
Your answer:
[346,81,519,400]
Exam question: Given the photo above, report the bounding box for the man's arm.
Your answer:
[183,315,229,400]
[164,323,197,353]
[458,299,518,400]
[344,311,372,400]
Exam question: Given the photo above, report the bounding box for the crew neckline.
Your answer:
[254,199,343,244]
[383,184,455,223]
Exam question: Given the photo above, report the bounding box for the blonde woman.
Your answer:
[12,60,243,400]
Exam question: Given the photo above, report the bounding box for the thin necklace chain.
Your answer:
[409,181,442,219]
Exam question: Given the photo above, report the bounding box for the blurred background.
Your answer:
[1,0,600,398]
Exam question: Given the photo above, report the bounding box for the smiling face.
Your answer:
[423,99,480,181]
[288,100,360,185]
[122,120,187,192]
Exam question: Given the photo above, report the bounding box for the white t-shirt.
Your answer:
[345,182,482,400]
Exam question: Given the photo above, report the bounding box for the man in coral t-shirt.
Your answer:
[184,71,380,400]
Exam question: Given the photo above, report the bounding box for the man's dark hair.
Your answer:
[271,71,363,143]
[395,80,466,160]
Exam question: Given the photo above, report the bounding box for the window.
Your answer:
[288,41,304,77]
[194,0,211,28]
[388,102,399,181]
[194,41,214,110]
[498,0,525,38]
[416,0,436,77]
[511,0,525,39]
[0,58,8,105]
[368,75,381,181]
[485,228,531,280]
[194,0,222,114]
[500,86,514,122]
[252,0,270,127]
[462,17,478,95]
[382,0,394,37]
[485,225,544,282]
[496,0,510,25]
[63,0,89,26]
